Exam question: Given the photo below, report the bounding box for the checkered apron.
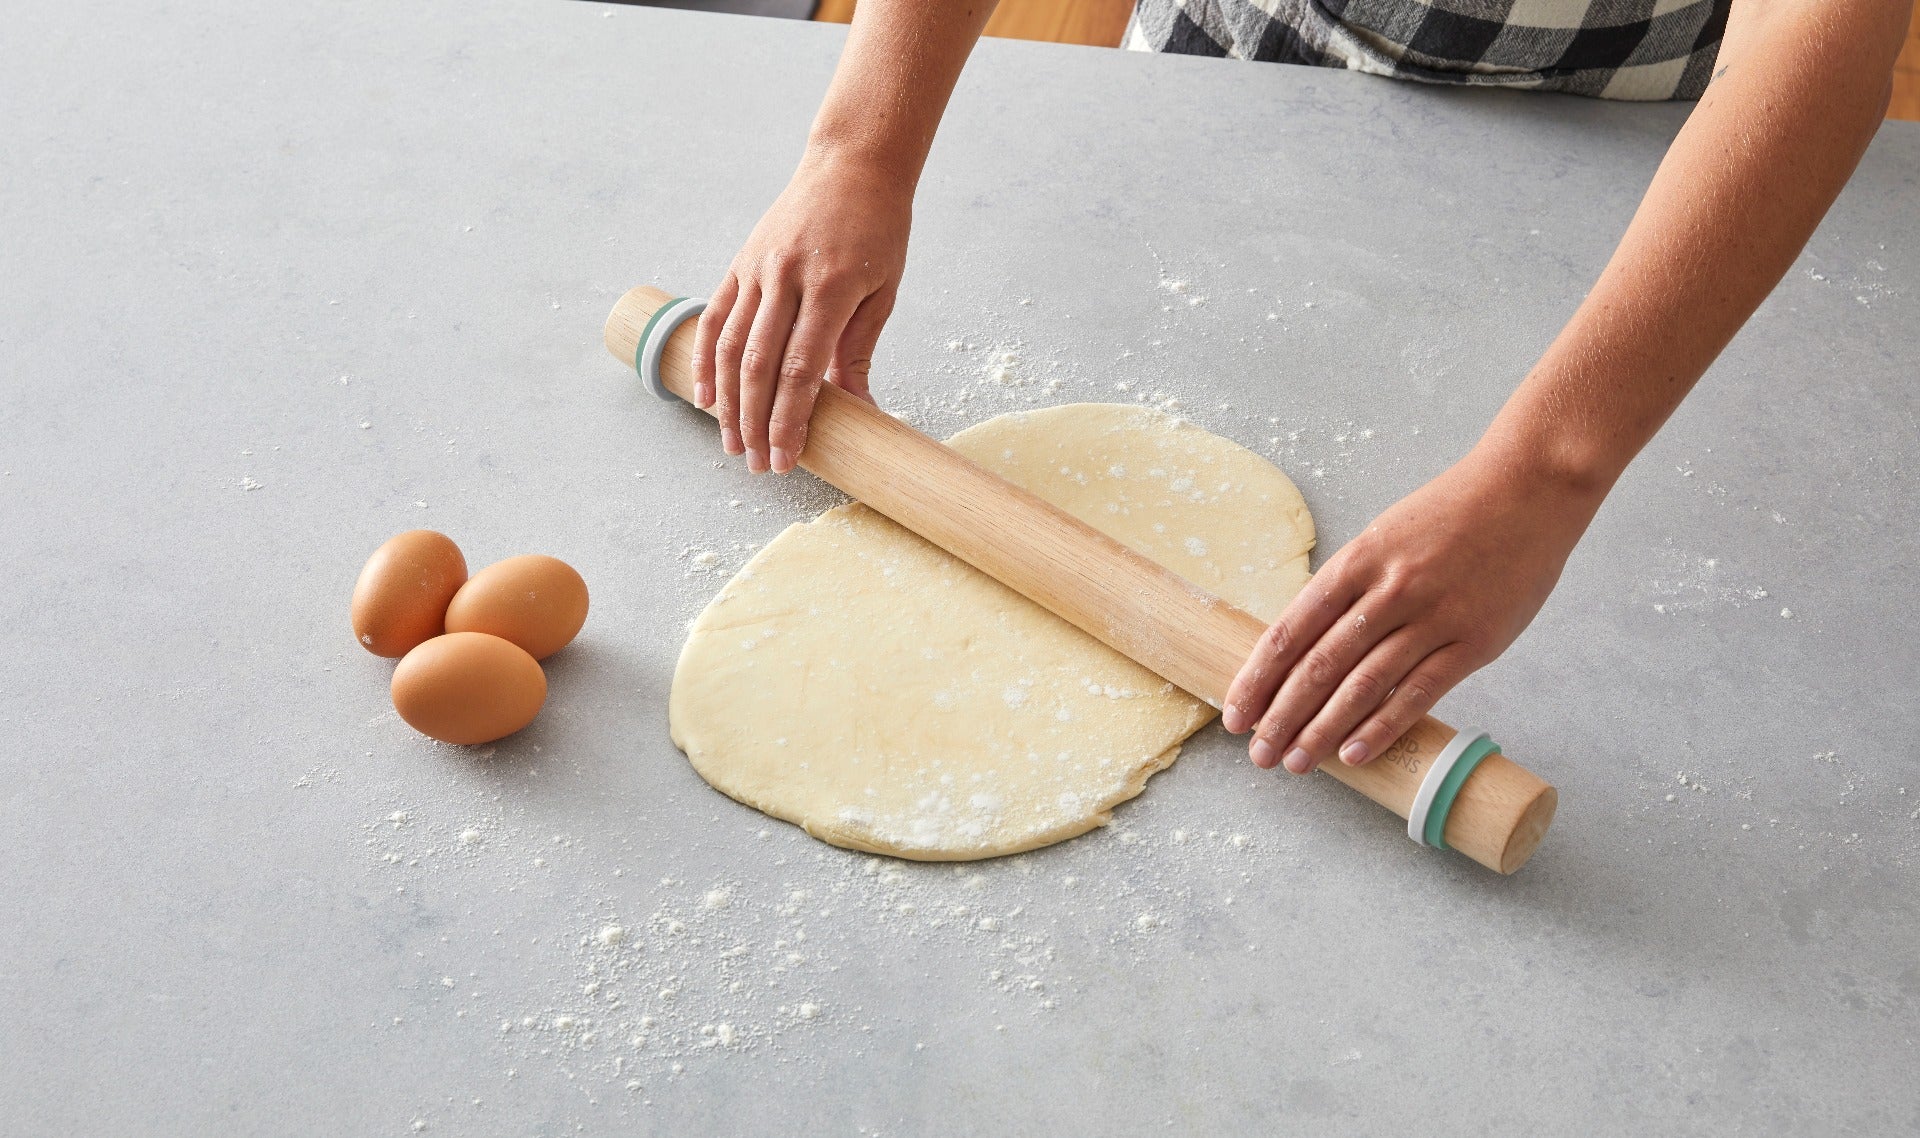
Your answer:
[1126,0,1729,100]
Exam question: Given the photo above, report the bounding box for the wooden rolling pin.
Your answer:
[607,285,1557,873]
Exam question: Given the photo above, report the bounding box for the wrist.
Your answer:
[804,114,929,190]
[1473,356,1658,506]
[1467,417,1618,512]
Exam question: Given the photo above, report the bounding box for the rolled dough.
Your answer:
[669,403,1314,860]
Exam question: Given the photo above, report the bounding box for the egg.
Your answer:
[444,554,589,661]
[391,632,546,745]
[351,530,467,657]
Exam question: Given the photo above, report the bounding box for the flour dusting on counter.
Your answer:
[351,782,1291,1121]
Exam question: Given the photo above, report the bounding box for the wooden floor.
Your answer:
[1894,1,1920,120]
[812,0,1133,51]
[818,0,1920,121]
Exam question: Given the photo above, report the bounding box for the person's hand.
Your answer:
[1221,445,1604,773]
[691,151,912,474]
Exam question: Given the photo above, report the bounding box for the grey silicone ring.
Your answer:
[1407,727,1489,847]
[638,297,707,402]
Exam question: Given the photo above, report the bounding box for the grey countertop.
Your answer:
[3,2,1917,1133]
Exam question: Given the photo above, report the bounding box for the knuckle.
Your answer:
[1301,651,1341,689]
[1344,670,1385,705]
[1371,575,1411,609]
[1396,677,1438,711]
[739,344,774,379]
[799,258,840,288]
[779,356,822,385]
[830,268,875,296]
[1261,620,1294,657]
[713,330,744,362]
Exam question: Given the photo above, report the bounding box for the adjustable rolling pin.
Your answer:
[607,285,1556,873]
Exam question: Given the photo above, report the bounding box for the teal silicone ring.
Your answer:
[1423,735,1500,850]
[633,296,688,379]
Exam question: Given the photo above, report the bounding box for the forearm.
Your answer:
[1480,0,1908,496]
[806,0,997,184]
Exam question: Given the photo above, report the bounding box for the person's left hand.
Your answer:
[1220,443,1604,773]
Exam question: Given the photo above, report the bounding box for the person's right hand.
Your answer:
[691,151,912,474]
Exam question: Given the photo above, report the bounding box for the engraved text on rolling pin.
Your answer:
[1380,733,1428,776]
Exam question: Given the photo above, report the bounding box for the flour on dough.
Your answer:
[669,403,1314,860]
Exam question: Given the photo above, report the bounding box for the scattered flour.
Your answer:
[348,782,1299,1121]
[1641,550,1772,614]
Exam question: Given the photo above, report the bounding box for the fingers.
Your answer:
[1222,570,1362,736]
[1336,647,1473,769]
[708,264,876,472]
[1246,603,1393,772]
[827,285,896,405]
[1274,629,1437,771]
[711,280,760,457]
[767,289,863,472]
[690,273,740,410]
[738,283,801,473]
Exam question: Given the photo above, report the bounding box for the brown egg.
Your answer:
[351,530,468,658]
[444,554,589,661]
[391,632,546,745]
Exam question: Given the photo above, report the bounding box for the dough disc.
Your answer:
[669,403,1314,860]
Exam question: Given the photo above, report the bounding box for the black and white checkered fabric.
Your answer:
[1127,0,1729,100]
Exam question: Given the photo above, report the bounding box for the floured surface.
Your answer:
[669,404,1314,859]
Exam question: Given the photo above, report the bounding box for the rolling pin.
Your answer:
[606,285,1557,873]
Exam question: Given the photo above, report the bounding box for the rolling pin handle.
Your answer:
[635,296,706,402]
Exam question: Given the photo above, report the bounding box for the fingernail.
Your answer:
[1339,740,1370,766]
[747,448,767,474]
[770,446,792,473]
[1249,739,1277,768]
[695,383,714,408]
[1222,704,1245,733]
[721,427,742,455]
[1282,747,1312,774]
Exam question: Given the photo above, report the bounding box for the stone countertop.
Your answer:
[2,2,1916,1132]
